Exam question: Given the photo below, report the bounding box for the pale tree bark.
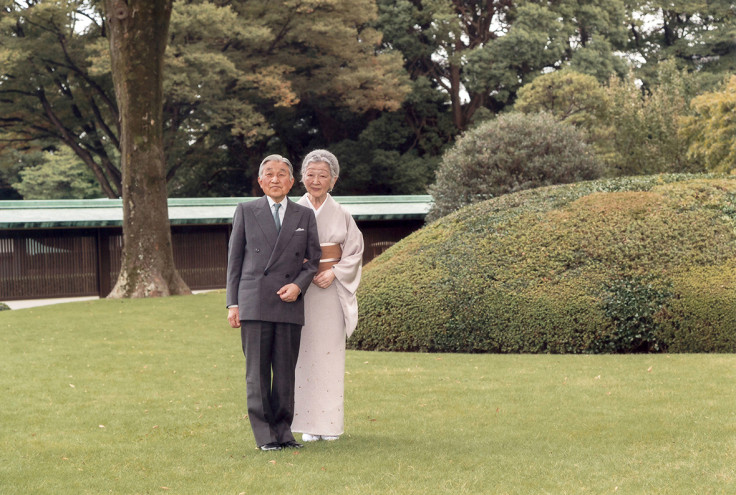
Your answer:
[104,0,190,298]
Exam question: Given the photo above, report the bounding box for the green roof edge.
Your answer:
[0,195,432,229]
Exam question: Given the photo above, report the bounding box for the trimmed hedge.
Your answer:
[350,174,736,353]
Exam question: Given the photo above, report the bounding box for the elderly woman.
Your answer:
[292,149,364,442]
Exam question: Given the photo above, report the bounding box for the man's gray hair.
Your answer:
[300,149,340,180]
[258,154,294,179]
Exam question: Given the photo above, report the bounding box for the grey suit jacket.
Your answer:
[226,196,321,326]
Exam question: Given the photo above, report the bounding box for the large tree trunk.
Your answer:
[104,0,190,298]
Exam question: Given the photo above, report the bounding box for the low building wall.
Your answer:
[0,197,429,300]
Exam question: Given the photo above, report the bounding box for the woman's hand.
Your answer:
[312,269,336,289]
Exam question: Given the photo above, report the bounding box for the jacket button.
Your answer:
[256,248,261,253]
[285,274,290,278]
[264,271,269,276]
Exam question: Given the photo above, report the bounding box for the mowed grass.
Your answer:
[1,291,735,494]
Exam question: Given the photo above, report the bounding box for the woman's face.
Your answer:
[303,161,336,200]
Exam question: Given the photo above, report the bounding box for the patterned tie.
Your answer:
[273,203,281,232]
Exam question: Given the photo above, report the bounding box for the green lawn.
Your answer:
[1,291,734,494]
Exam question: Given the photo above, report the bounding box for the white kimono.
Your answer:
[292,194,364,436]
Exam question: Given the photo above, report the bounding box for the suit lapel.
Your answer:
[254,196,278,250]
[266,198,301,269]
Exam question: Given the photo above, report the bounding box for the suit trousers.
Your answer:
[241,320,302,446]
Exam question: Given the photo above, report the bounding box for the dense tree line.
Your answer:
[1,0,734,200]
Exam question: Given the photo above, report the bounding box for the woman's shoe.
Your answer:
[321,435,339,441]
[301,433,320,442]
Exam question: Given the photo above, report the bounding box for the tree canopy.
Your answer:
[1,0,410,197]
[0,0,121,197]
[1,0,734,199]
[12,147,102,199]
[512,62,703,179]
[682,75,736,174]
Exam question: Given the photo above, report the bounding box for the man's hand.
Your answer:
[277,283,301,302]
[227,307,241,328]
[312,269,336,289]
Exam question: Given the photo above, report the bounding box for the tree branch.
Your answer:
[54,28,120,128]
[37,87,119,198]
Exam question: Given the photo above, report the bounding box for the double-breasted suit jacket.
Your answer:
[226,195,321,447]
[226,196,321,324]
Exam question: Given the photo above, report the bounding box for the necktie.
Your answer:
[273,203,281,232]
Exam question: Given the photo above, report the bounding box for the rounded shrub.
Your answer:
[351,174,736,353]
[426,112,602,222]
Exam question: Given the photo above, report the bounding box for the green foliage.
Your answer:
[596,277,671,353]
[681,75,736,174]
[352,174,736,353]
[514,70,612,157]
[0,149,40,199]
[0,1,121,197]
[165,0,412,196]
[13,147,103,199]
[514,62,705,178]
[0,0,410,198]
[426,112,602,221]
[464,3,567,105]
[657,264,736,352]
[214,0,412,194]
[604,62,703,176]
[376,0,509,130]
[465,0,627,105]
[515,70,609,128]
[0,302,10,311]
[2,1,735,199]
[626,0,736,79]
[568,34,628,82]
[321,79,452,195]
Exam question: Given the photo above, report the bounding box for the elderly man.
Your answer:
[226,154,321,451]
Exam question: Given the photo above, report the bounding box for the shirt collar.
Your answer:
[266,196,287,211]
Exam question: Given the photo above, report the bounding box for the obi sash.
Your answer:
[318,243,342,274]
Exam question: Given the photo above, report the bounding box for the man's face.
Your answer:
[258,160,294,202]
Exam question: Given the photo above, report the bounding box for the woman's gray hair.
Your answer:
[258,154,294,179]
[300,149,340,180]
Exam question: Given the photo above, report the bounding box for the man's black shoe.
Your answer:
[259,442,282,451]
[281,440,303,449]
